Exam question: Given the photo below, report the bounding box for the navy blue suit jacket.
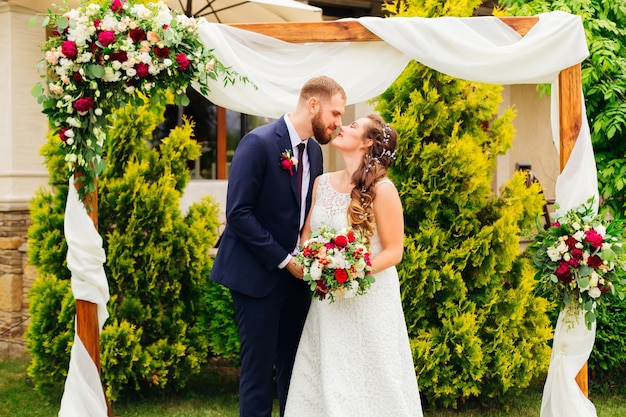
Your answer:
[210,116,323,297]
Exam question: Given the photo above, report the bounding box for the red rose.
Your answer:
[93,19,101,29]
[571,248,583,259]
[347,230,356,243]
[61,40,78,59]
[98,30,116,47]
[584,230,603,249]
[567,257,579,267]
[129,28,146,43]
[59,127,70,142]
[73,72,83,83]
[334,269,348,283]
[555,261,572,283]
[176,53,190,71]
[154,46,170,59]
[333,235,348,248]
[136,62,150,78]
[111,0,123,13]
[587,255,603,269]
[110,50,128,63]
[565,236,578,250]
[73,97,94,115]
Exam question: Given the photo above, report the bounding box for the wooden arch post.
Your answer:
[229,17,589,396]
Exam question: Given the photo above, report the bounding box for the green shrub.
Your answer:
[377,0,554,407]
[26,94,239,402]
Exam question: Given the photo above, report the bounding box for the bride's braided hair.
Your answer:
[348,114,398,242]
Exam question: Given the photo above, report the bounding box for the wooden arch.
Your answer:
[78,17,585,417]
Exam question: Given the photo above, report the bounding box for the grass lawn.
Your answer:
[2,356,625,417]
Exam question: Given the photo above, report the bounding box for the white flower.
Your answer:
[588,287,602,299]
[589,272,599,287]
[547,247,562,262]
[343,280,359,299]
[595,224,607,237]
[309,260,322,280]
[572,221,582,231]
[573,230,585,242]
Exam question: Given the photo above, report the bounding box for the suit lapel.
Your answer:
[275,117,300,202]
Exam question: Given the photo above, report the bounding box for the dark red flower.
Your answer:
[565,236,579,250]
[73,97,94,115]
[334,268,348,283]
[333,235,348,248]
[110,50,128,63]
[584,230,603,249]
[176,53,190,71]
[58,127,70,142]
[73,72,83,83]
[587,255,603,269]
[98,30,116,47]
[61,40,78,59]
[555,261,573,283]
[93,19,101,29]
[599,283,611,294]
[315,280,328,299]
[347,230,356,243]
[129,28,146,43]
[567,257,579,267]
[154,46,170,59]
[571,248,583,259]
[136,62,150,78]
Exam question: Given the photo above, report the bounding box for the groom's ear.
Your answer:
[307,97,319,113]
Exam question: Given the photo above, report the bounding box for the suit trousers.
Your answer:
[231,272,311,417]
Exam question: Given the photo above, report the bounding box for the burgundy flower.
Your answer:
[98,30,116,47]
[136,62,150,78]
[58,127,70,142]
[315,280,328,299]
[584,230,604,249]
[73,72,83,84]
[176,53,190,71]
[111,0,123,13]
[154,46,170,59]
[73,97,94,115]
[334,268,348,283]
[110,50,128,63]
[61,40,78,59]
[565,236,579,250]
[571,248,583,259]
[93,19,101,29]
[587,255,603,269]
[555,261,573,283]
[129,28,146,43]
[567,257,579,267]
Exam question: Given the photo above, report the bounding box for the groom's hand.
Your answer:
[286,258,304,280]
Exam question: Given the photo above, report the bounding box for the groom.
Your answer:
[210,76,346,417]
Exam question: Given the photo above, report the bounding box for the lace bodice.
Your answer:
[310,173,387,255]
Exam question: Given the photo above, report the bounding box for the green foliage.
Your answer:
[502,0,626,394]
[378,0,554,407]
[25,93,239,401]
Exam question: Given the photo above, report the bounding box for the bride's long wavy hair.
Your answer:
[347,114,398,241]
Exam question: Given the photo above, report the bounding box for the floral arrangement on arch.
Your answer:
[530,198,626,329]
[32,0,241,199]
[296,226,376,302]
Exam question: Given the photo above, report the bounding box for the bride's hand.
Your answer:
[286,258,304,279]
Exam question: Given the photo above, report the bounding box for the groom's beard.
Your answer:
[312,111,333,145]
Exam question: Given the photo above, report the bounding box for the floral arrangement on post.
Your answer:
[31,0,242,200]
[296,226,376,302]
[530,198,626,329]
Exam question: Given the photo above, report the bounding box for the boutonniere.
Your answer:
[280,149,298,176]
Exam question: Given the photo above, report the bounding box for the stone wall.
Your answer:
[0,210,35,358]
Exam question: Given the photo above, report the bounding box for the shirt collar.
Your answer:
[284,113,309,149]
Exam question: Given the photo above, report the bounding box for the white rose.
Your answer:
[588,287,602,299]
[547,247,562,262]
[309,261,322,280]
[589,272,599,287]
[343,280,359,299]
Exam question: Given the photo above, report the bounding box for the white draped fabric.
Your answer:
[61,10,598,416]
[60,177,110,417]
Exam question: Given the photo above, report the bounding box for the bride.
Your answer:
[285,114,423,416]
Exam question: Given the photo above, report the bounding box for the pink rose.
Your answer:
[176,53,190,71]
[61,40,78,59]
[73,97,94,115]
[584,230,603,249]
[98,30,116,47]
[111,0,123,13]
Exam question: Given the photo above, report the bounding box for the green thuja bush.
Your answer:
[26,94,239,402]
[377,0,554,408]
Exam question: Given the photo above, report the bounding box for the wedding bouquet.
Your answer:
[530,199,626,329]
[296,226,375,302]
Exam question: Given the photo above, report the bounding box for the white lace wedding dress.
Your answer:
[284,174,424,417]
